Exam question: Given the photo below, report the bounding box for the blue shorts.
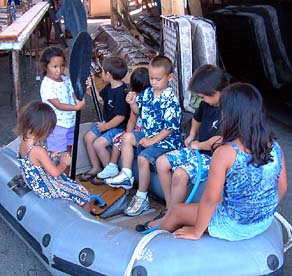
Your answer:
[90,124,124,144]
[46,125,74,152]
[165,147,211,184]
[133,130,172,170]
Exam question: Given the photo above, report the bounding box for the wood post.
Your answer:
[161,0,185,16]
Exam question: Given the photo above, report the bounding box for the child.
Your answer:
[40,46,86,175]
[139,64,228,230]
[159,83,288,241]
[97,67,150,179]
[79,56,129,183]
[106,55,182,216]
[17,101,99,215]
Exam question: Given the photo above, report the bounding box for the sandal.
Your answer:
[153,208,167,221]
[79,171,96,182]
[136,221,151,232]
[90,177,104,186]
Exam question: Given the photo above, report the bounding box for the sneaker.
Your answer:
[105,171,134,190]
[124,195,150,216]
[97,163,119,179]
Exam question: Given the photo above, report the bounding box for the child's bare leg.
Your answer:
[170,168,189,206]
[94,137,110,168]
[121,132,136,169]
[110,146,121,164]
[156,155,172,209]
[159,203,199,232]
[83,131,102,174]
[137,156,151,192]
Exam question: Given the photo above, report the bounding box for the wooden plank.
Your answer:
[79,180,126,216]
[0,2,48,42]
[88,0,111,17]
[161,0,185,15]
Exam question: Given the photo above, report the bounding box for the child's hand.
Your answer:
[138,137,153,148]
[75,98,86,110]
[96,121,107,132]
[190,140,200,151]
[184,136,193,147]
[126,91,136,105]
[60,152,71,166]
[86,76,92,89]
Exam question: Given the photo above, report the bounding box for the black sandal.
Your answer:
[79,171,96,182]
[136,221,151,232]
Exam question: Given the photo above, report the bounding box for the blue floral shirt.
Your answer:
[136,86,182,149]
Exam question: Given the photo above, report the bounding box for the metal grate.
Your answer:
[161,16,183,107]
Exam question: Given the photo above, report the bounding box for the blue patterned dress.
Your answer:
[208,141,282,241]
[18,145,90,206]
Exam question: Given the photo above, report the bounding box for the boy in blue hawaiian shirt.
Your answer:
[106,55,182,216]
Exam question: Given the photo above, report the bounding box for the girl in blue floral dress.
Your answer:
[16,101,98,214]
[159,83,288,241]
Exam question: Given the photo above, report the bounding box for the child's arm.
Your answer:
[126,91,139,115]
[185,118,201,146]
[139,129,172,148]
[126,111,138,132]
[193,144,233,236]
[96,115,126,132]
[30,146,70,177]
[190,136,222,151]
[48,97,86,111]
[278,153,288,202]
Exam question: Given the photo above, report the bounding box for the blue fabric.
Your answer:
[166,147,211,183]
[208,141,283,241]
[18,145,90,206]
[136,86,182,150]
[90,126,124,145]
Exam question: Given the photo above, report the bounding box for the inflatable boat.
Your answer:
[0,123,289,276]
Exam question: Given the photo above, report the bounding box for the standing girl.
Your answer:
[40,46,86,175]
[17,101,98,214]
[159,82,288,241]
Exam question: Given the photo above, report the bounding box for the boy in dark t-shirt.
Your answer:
[79,56,129,182]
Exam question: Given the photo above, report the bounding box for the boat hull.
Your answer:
[0,131,285,276]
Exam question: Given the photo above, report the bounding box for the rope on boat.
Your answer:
[124,230,169,276]
[275,212,292,252]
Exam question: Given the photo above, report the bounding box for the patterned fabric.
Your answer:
[112,116,142,150]
[136,86,182,150]
[18,145,90,206]
[166,147,211,183]
[40,75,76,128]
[208,141,282,241]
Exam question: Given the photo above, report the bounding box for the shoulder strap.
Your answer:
[227,141,240,153]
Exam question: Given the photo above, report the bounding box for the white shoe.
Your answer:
[124,195,150,216]
[97,163,119,179]
[105,171,134,190]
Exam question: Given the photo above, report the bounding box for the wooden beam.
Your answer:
[0,2,49,43]
[189,0,203,16]
[161,0,185,16]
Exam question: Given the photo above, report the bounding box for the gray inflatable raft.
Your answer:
[0,130,285,276]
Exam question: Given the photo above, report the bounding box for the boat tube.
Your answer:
[0,125,287,276]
